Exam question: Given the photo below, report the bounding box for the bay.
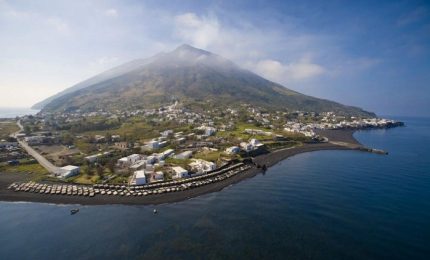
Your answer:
[0,117,429,259]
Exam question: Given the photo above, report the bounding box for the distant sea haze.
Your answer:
[0,107,39,118]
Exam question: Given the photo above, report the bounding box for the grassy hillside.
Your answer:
[41,45,375,117]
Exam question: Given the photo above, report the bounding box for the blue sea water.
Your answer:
[0,117,429,259]
[0,107,39,118]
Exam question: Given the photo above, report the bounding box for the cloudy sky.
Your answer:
[1,0,429,116]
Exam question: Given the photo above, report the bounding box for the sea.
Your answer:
[0,107,40,118]
[0,116,429,259]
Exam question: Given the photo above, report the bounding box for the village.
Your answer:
[0,102,403,189]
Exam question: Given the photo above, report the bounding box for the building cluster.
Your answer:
[283,122,316,137]
[318,118,402,130]
[113,125,224,185]
[23,133,59,145]
[240,138,264,152]
[285,116,402,133]
[116,148,219,185]
[14,101,404,187]
[0,140,27,163]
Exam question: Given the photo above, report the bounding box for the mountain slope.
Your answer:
[31,55,161,109]
[37,44,374,116]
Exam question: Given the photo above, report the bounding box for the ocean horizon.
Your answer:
[0,107,39,118]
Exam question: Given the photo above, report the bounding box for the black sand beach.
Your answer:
[0,130,363,206]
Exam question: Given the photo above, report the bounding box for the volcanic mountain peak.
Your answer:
[34,44,374,117]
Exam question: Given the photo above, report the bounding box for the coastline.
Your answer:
[0,130,362,206]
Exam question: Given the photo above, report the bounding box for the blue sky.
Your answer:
[0,0,429,116]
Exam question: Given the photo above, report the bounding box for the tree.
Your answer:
[61,132,74,145]
[105,132,112,144]
[107,160,115,173]
[24,125,31,135]
[86,165,94,176]
[96,165,104,177]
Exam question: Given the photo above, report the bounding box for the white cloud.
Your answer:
[105,8,118,17]
[174,13,219,49]
[254,57,326,83]
[172,12,328,84]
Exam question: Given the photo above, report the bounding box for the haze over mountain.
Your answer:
[34,44,374,117]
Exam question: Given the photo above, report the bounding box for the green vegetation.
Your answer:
[264,141,300,150]
[216,122,272,141]
[0,162,48,175]
[194,151,224,162]
[69,174,100,184]
[0,121,19,139]
[165,158,191,169]
[109,176,129,184]
[74,139,98,154]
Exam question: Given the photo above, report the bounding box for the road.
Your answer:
[12,120,61,175]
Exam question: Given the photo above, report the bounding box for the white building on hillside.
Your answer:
[159,149,174,160]
[134,170,147,185]
[161,130,173,137]
[130,160,146,171]
[197,126,216,136]
[189,159,216,174]
[175,151,193,159]
[146,140,160,150]
[117,154,141,167]
[225,146,240,154]
[171,166,188,179]
[154,171,164,181]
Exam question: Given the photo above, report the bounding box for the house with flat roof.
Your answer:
[171,166,188,179]
[175,151,193,160]
[134,170,147,185]
[59,165,80,178]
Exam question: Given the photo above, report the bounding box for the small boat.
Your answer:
[70,209,79,215]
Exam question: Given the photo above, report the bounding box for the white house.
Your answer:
[24,136,44,145]
[175,137,186,144]
[160,130,173,137]
[117,154,141,167]
[159,141,168,147]
[146,155,156,165]
[59,165,80,178]
[159,149,174,160]
[111,135,121,142]
[240,142,253,152]
[175,151,193,159]
[146,140,160,150]
[154,171,164,181]
[225,146,240,154]
[197,126,216,136]
[189,159,216,174]
[130,160,146,171]
[171,166,188,179]
[204,127,216,136]
[84,154,100,163]
[249,139,263,148]
[134,170,147,185]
